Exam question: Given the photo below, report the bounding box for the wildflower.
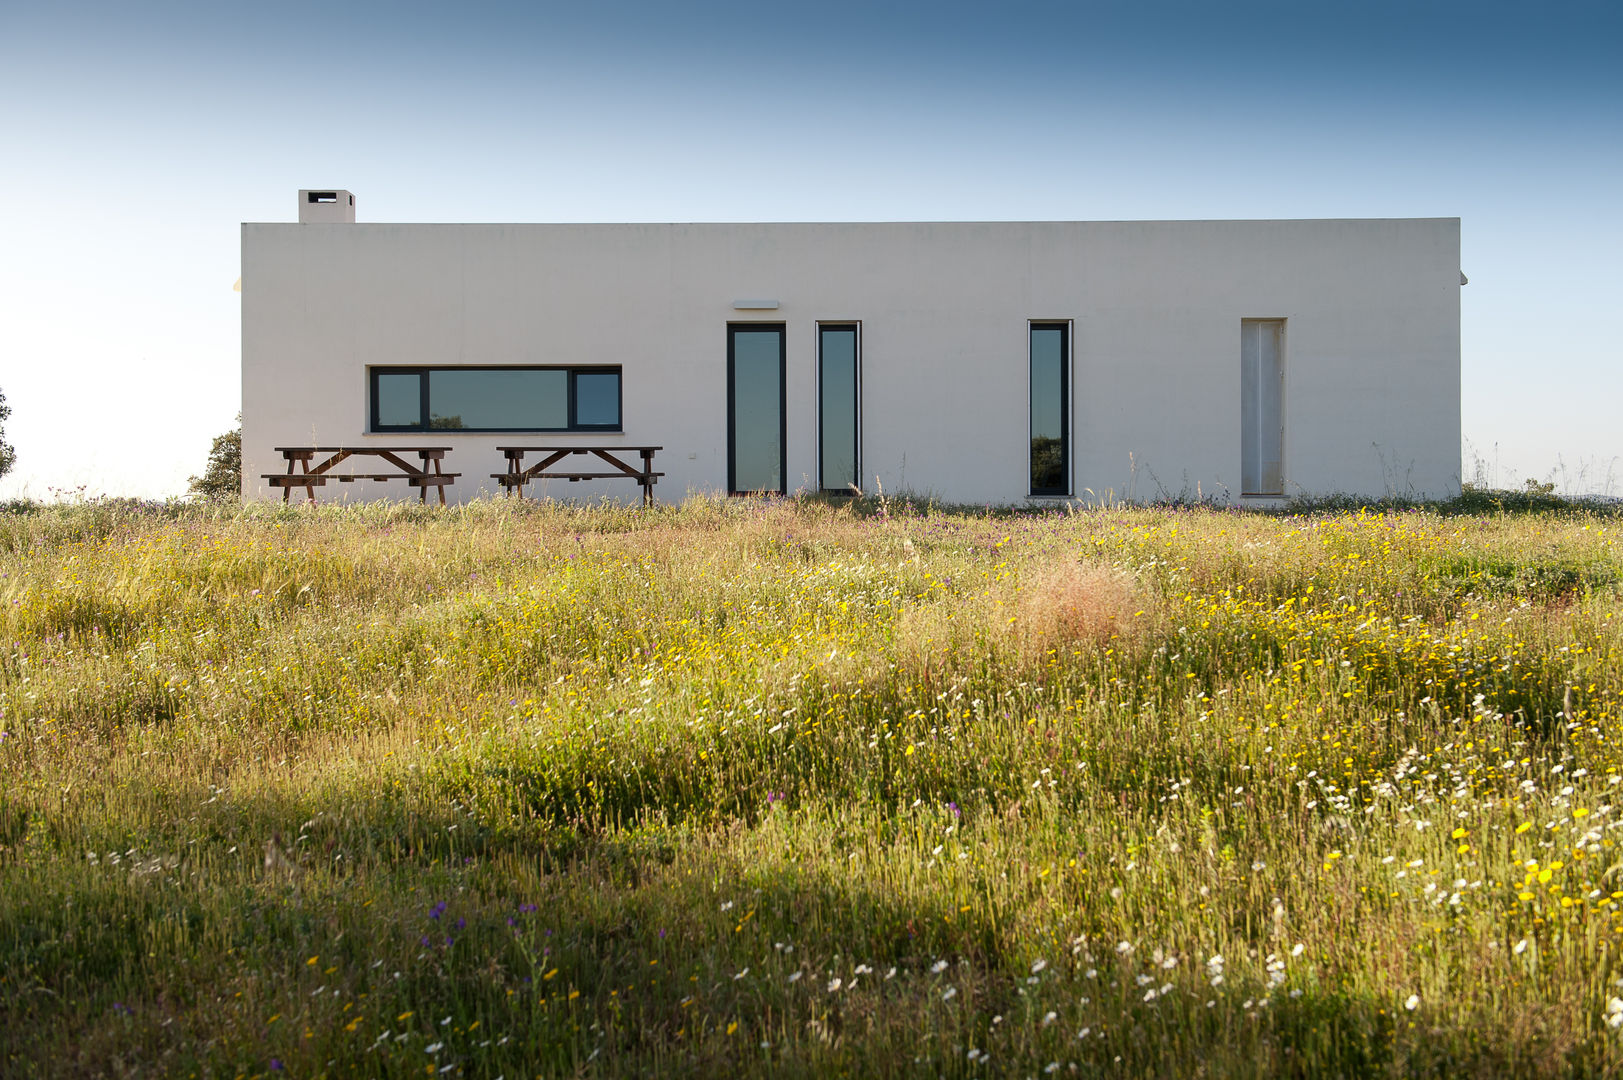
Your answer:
[1514,939,1529,954]
[1290,944,1304,957]
[930,959,948,974]
[827,977,842,992]
[942,986,957,1001]
[1405,994,1420,1011]
[1030,958,1048,975]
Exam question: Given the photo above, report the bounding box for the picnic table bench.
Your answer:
[493,446,663,506]
[265,447,460,504]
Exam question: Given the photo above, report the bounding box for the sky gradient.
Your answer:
[2,0,1619,498]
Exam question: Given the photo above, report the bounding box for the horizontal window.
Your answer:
[370,367,622,432]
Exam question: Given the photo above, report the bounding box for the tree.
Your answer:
[188,415,241,501]
[0,388,14,480]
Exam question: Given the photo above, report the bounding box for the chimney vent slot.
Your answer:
[308,191,338,203]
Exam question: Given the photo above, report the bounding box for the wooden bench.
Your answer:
[265,447,460,505]
[493,446,663,506]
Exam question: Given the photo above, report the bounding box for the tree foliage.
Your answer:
[0,387,14,480]
[187,415,241,501]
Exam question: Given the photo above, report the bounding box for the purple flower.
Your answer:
[428,901,447,920]
[519,903,537,914]
[455,917,466,930]
[658,928,666,939]
[420,935,431,947]
[947,802,960,818]
[270,1060,285,1071]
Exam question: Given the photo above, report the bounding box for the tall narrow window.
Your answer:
[1029,322,1069,495]
[728,324,786,494]
[818,324,859,493]
[1241,319,1285,495]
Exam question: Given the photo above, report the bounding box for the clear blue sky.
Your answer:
[2,0,1619,498]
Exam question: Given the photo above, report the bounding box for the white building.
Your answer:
[241,190,1461,505]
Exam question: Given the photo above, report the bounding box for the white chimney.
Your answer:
[298,189,356,224]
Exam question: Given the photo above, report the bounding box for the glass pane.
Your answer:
[1241,320,1284,494]
[1030,327,1066,492]
[574,371,621,428]
[375,372,422,428]
[731,329,782,492]
[819,328,857,491]
[428,369,567,430]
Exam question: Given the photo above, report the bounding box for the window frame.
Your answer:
[367,365,623,433]
[726,323,787,496]
[816,322,861,494]
[1028,320,1071,497]
[1240,318,1287,497]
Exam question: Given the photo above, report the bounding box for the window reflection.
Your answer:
[574,371,621,428]
[375,372,422,428]
[730,327,784,493]
[819,326,857,491]
[372,367,622,432]
[1030,325,1068,494]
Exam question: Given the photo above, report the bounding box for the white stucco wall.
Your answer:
[241,218,1460,505]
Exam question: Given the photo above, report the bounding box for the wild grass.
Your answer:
[2,494,1623,1077]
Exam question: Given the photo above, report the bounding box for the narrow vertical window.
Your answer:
[1241,319,1285,495]
[728,324,786,494]
[818,323,859,493]
[1029,322,1069,495]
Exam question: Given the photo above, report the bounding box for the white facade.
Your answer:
[241,209,1461,505]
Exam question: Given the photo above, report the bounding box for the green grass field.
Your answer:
[3,495,1622,1077]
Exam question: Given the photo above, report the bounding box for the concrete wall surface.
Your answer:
[241,218,1461,505]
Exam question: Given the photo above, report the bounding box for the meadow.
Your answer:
[2,492,1622,1078]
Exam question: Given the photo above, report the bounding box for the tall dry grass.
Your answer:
[0,496,1621,1077]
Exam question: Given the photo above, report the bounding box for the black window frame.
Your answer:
[1029,321,1071,497]
[727,323,787,495]
[817,322,861,494]
[368,366,623,433]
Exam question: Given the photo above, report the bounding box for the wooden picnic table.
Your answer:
[493,446,664,506]
[265,447,460,504]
